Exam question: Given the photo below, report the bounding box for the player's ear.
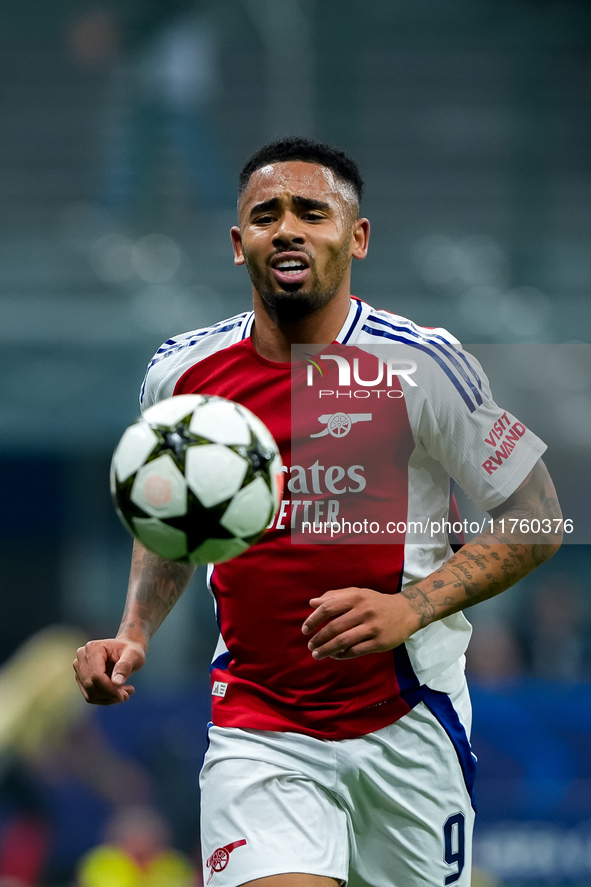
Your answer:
[351,218,370,261]
[231,226,246,266]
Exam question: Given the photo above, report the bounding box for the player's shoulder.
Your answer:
[140,309,253,409]
[359,303,461,348]
[353,300,491,409]
[151,310,253,364]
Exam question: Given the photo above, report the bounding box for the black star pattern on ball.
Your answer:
[242,440,274,474]
[161,423,194,462]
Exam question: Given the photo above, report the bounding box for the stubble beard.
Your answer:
[257,283,340,324]
[246,241,351,325]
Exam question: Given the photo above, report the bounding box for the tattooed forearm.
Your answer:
[135,547,193,607]
[402,459,562,628]
[117,541,196,645]
[400,584,437,626]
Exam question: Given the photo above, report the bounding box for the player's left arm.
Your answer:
[302,457,562,660]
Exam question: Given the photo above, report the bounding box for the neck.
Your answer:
[251,292,351,362]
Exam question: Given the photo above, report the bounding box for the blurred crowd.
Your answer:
[75,805,196,887]
[0,626,201,887]
[66,0,233,231]
[466,570,590,684]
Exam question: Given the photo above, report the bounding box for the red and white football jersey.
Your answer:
[141,297,546,740]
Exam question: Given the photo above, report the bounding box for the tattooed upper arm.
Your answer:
[488,458,562,556]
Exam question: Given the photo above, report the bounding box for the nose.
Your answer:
[272,211,305,248]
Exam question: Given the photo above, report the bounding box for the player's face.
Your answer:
[231,161,369,324]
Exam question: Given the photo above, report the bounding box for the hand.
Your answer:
[73,638,146,705]
[301,587,420,660]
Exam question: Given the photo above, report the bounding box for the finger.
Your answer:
[302,590,356,635]
[307,612,361,651]
[73,666,90,702]
[74,667,127,703]
[330,639,382,660]
[112,648,143,685]
[308,587,356,608]
[80,641,111,676]
[310,626,373,661]
[74,668,132,705]
[111,655,134,687]
[74,645,132,704]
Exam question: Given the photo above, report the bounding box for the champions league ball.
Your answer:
[110,395,283,564]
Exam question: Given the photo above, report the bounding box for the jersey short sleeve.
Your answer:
[409,345,547,511]
[138,312,253,411]
[355,309,547,513]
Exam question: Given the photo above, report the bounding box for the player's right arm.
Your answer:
[73,540,196,705]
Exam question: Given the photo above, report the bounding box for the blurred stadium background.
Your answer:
[0,0,590,884]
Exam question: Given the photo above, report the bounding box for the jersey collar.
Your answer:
[241,297,371,346]
[335,297,372,344]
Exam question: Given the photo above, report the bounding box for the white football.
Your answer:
[111,394,283,563]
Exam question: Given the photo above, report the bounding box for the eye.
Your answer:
[254,214,275,225]
[303,212,325,221]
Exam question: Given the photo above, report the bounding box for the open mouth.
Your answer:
[270,253,311,287]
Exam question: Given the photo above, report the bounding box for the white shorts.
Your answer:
[200,689,475,887]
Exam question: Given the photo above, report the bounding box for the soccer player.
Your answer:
[74,137,562,887]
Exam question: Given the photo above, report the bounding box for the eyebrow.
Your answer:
[249,196,331,217]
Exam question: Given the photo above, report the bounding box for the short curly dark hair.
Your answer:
[238,136,364,204]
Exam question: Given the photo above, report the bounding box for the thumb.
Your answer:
[112,645,144,685]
